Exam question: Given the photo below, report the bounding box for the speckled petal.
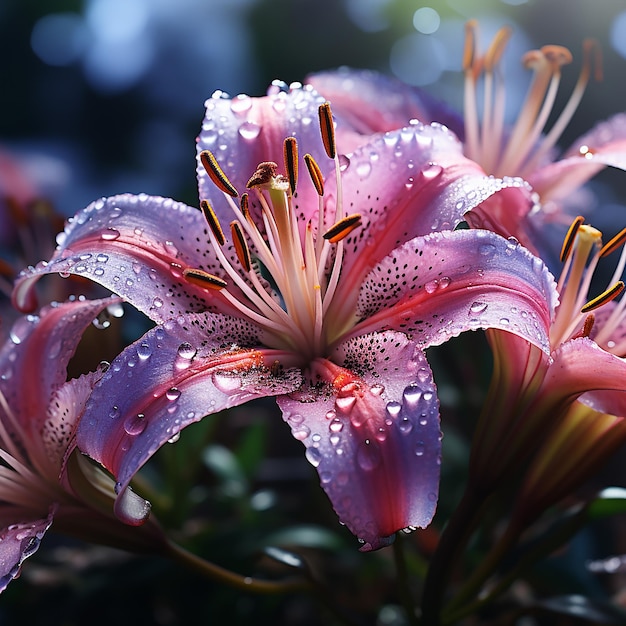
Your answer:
[324,123,532,291]
[278,331,441,551]
[0,510,54,593]
[0,297,118,469]
[344,229,557,354]
[76,314,302,524]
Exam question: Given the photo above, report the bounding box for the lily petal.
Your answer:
[278,331,441,551]
[0,510,54,593]
[342,229,557,353]
[76,314,302,523]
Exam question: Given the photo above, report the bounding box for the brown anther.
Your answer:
[230,220,251,272]
[318,102,336,159]
[522,49,548,70]
[463,20,478,72]
[199,150,239,197]
[583,39,603,82]
[183,268,228,290]
[581,280,625,313]
[560,215,585,263]
[246,161,278,189]
[270,360,283,376]
[600,226,626,257]
[200,199,225,246]
[240,193,250,221]
[323,213,362,244]
[283,137,298,194]
[304,153,324,196]
[582,313,595,338]
[541,45,573,68]
[483,26,512,72]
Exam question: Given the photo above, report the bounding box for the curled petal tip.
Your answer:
[114,484,152,526]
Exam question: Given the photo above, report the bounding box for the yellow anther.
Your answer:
[560,215,585,262]
[600,226,626,257]
[283,137,298,194]
[304,153,324,196]
[183,268,228,290]
[483,26,512,72]
[463,20,478,72]
[200,150,239,197]
[318,102,336,160]
[200,199,225,246]
[581,281,625,313]
[230,220,251,272]
[323,213,362,244]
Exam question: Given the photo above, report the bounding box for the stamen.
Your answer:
[600,226,626,257]
[323,214,362,244]
[200,199,225,246]
[581,281,625,313]
[304,153,324,196]
[283,137,298,194]
[199,150,239,197]
[483,26,512,72]
[560,215,585,262]
[463,19,478,73]
[318,102,336,160]
[230,220,252,272]
[247,162,279,189]
[183,268,228,290]
[582,313,595,338]
[240,193,250,221]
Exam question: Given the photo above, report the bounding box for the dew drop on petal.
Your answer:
[398,417,413,434]
[177,342,197,360]
[101,228,120,241]
[292,425,311,441]
[137,342,152,360]
[403,384,422,407]
[329,417,343,433]
[335,395,356,414]
[370,383,385,396]
[479,244,496,258]
[167,432,180,444]
[305,446,322,467]
[469,301,488,314]
[356,161,371,178]
[124,413,147,436]
[386,401,402,418]
[357,440,381,471]
[212,371,242,392]
[239,121,261,140]
[166,387,181,401]
[415,441,425,456]
[424,280,438,294]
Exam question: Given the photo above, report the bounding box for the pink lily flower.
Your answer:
[470,217,626,499]
[13,83,557,550]
[307,22,626,254]
[0,296,167,592]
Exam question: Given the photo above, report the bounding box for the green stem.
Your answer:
[164,539,310,594]
[393,535,419,626]
[420,485,488,626]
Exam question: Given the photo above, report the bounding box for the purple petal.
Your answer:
[12,194,248,320]
[343,229,557,354]
[197,84,330,229]
[307,67,465,140]
[278,331,441,551]
[0,510,54,593]
[77,314,301,523]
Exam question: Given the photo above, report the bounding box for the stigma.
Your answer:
[463,20,602,178]
[551,216,626,353]
[184,102,362,362]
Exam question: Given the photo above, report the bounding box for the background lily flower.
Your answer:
[306,22,626,258]
[0,296,168,593]
[12,83,558,551]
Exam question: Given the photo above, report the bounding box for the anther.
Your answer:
[318,102,336,160]
[541,45,573,69]
[582,313,595,338]
[483,26,512,72]
[200,199,225,246]
[183,268,228,290]
[231,220,251,272]
[560,215,585,262]
[463,20,478,73]
[247,162,278,189]
[583,39,603,82]
[304,153,324,196]
[581,281,625,313]
[283,137,298,194]
[240,193,250,221]
[323,213,362,244]
[199,150,239,197]
[600,226,626,257]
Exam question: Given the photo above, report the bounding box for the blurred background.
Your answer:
[2,1,626,624]
[2,0,626,216]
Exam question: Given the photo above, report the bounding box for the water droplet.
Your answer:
[417,367,430,383]
[439,277,451,289]
[167,432,181,444]
[370,383,385,396]
[101,228,120,241]
[92,310,111,329]
[152,297,163,309]
[239,121,261,140]
[374,427,387,442]
[357,440,381,471]
[356,161,371,178]
[329,433,341,446]
[469,301,488,314]
[424,279,438,294]
[403,385,422,406]
[479,244,496,258]
[292,425,311,441]
[338,154,350,171]
[177,342,197,360]
[230,94,252,114]
[212,371,242,392]
[415,441,425,456]
[96,253,109,264]
[320,471,332,484]
[422,391,433,402]
[9,315,38,344]
[421,163,443,180]
[428,492,438,502]
[335,395,356,414]
[386,401,402,418]
[329,418,343,433]
[109,406,120,419]
[398,417,413,434]
[325,409,336,420]
[405,177,414,190]
[499,317,510,325]
[305,447,321,467]
[166,387,181,401]
[124,413,147,436]
[137,342,152,360]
